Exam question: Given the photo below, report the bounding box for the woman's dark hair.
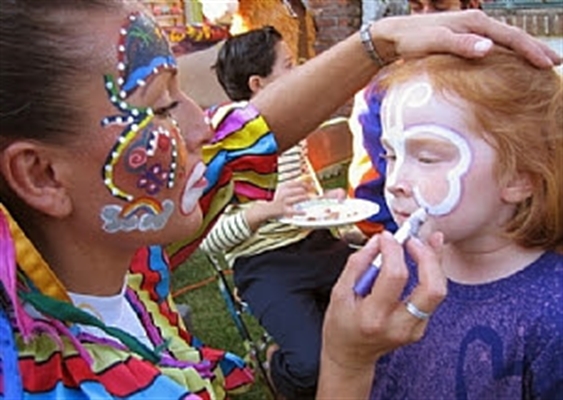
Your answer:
[214,25,283,101]
[0,0,121,144]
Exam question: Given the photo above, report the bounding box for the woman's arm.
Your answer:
[252,10,560,152]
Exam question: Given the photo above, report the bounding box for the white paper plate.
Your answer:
[279,198,380,228]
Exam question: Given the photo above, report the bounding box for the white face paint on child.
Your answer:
[381,77,473,218]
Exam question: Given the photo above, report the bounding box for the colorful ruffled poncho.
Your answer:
[0,102,277,399]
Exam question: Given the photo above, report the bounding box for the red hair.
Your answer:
[379,49,563,252]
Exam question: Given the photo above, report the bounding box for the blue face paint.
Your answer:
[117,12,177,97]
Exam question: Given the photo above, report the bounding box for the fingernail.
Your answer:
[544,56,554,67]
[474,39,493,54]
[364,234,379,250]
[436,232,444,247]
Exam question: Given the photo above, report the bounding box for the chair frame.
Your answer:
[205,252,277,397]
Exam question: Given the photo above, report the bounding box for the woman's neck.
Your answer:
[32,226,134,296]
[53,251,131,296]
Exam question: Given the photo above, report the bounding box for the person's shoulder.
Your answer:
[521,251,563,291]
[535,250,563,275]
[526,251,563,311]
[206,100,271,144]
[206,100,250,128]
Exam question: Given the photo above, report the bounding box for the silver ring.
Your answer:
[405,301,431,320]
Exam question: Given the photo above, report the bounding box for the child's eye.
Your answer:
[418,156,438,164]
[153,101,179,118]
[417,152,441,164]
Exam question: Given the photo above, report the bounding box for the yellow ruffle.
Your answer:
[0,204,69,302]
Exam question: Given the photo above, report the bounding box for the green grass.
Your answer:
[170,165,349,399]
[172,250,272,399]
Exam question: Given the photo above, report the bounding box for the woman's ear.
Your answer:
[0,142,72,218]
[501,171,534,203]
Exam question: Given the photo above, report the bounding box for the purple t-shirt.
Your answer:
[370,251,563,399]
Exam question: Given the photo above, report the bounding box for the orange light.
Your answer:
[199,0,238,24]
[229,13,248,35]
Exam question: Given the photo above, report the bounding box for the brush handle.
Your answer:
[352,208,426,297]
[353,263,381,297]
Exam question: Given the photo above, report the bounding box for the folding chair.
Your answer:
[203,251,277,397]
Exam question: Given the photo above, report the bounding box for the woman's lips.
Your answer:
[180,161,207,215]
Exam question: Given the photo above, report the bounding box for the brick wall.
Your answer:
[306,0,361,116]
[308,0,362,53]
[309,1,562,54]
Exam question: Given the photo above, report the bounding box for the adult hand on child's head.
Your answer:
[321,230,446,370]
[373,10,561,68]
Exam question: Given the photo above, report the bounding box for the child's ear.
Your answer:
[247,74,264,96]
[0,142,72,218]
[501,171,534,203]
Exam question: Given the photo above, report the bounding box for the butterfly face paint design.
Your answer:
[381,79,472,217]
[99,13,185,233]
[118,13,177,96]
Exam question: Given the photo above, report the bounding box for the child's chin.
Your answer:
[417,223,435,243]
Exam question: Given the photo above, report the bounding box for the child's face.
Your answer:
[69,9,212,247]
[381,77,509,244]
[260,40,295,87]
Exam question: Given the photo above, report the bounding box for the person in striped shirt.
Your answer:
[201,26,355,399]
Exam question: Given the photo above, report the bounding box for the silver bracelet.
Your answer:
[360,23,386,68]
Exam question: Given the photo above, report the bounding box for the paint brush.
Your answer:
[353,207,427,297]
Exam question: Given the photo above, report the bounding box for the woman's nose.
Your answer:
[178,95,214,150]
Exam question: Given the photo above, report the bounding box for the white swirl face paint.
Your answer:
[381,78,473,217]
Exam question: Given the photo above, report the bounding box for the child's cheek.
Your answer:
[413,170,451,210]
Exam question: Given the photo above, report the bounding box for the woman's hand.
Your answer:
[373,10,561,68]
[317,231,446,398]
[255,10,560,154]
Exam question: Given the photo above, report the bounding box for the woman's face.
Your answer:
[69,9,212,248]
[380,77,510,245]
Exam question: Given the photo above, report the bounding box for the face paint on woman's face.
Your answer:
[98,13,206,233]
[381,78,472,218]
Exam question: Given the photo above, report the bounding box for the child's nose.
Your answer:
[386,168,414,197]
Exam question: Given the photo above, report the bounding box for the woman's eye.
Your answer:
[380,152,396,162]
[153,101,179,118]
